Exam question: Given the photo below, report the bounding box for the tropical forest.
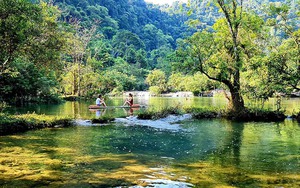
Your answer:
[0,0,299,187]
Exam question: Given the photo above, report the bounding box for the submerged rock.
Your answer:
[137,179,193,187]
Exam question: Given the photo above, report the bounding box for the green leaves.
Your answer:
[0,0,41,71]
[146,69,167,94]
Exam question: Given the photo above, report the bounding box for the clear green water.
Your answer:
[1,97,300,187]
[6,96,300,118]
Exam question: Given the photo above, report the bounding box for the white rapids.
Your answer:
[75,114,192,131]
[114,114,192,131]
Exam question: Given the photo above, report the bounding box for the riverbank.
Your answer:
[136,107,298,122]
[0,113,74,136]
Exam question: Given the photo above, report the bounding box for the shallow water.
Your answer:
[1,97,300,187]
[6,96,300,118]
[0,116,299,187]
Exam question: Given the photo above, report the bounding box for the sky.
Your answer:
[145,0,188,5]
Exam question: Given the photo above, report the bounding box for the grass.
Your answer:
[223,108,286,121]
[184,106,221,119]
[91,115,115,123]
[137,106,183,120]
[137,106,287,122]
[0,106,295,136]
[0,113,74,135]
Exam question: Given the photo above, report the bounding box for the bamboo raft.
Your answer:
[88,104,144,109]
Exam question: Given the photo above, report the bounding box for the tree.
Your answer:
[168,72,216,95]
[98,69,137,95]
[0,1,66,103]
[111,30,145,58]
[0,0,41,74]
[62,19,98,96]
[266,2,300,93]
[146,69,167,94]
[178,0,264,112]
[0,1,66,74]
[168,72,185,92]
[0,58,59,104]
[142,24,174,51]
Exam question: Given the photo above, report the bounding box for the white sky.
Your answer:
[145,0,188,5]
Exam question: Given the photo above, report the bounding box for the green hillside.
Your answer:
[0,0,299,111]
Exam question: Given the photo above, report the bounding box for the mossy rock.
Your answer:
[91,116,115,123]
[186,107,220,119]
[137,107,183,120]
[0,113,73,135]
[224,109,286,122]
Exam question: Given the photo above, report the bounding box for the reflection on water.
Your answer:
[92,109,106,118]
[0,118,299,187]
[6,97,300,118]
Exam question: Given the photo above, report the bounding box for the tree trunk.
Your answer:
[72,69,77,95]
[78,61,81,96]
[228,87,245,112]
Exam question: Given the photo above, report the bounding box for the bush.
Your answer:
[184,107,220,119]
[136,106,287,122]
[137,106,183,120]
[149,86,161,95]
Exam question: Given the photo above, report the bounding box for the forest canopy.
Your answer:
[0,0,299,111]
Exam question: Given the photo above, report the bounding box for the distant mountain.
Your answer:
[53,0,297,52]
[54,0,190,51]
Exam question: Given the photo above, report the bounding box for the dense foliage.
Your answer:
[175,0,299,111]
[0,1,65,104]
[0,0,299,112]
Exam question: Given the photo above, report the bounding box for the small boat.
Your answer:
[88,104,144,109]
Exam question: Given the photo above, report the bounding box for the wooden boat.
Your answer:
[88,104,143,109]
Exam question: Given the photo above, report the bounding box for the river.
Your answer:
[0,97,299,187]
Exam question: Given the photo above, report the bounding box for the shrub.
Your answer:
[223,108,286,122]
[184,107,220,119]
[91,115,115,123]
[137,106,183,120]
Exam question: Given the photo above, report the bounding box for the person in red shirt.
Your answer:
[123,93,133,106]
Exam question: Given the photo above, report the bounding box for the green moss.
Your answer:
[184,107,220,119]
[223,108,286,122]
[137,106,183,120]
[137,106,287,122]
[91,115,115,124]
[61,95,81,101]
[0,113,74,135]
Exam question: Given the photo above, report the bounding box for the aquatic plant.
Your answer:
[137,105,287,122]
[137,106,183,120]
[91,115,115,123]
[184,107,220,119]
[0,113,73,135]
